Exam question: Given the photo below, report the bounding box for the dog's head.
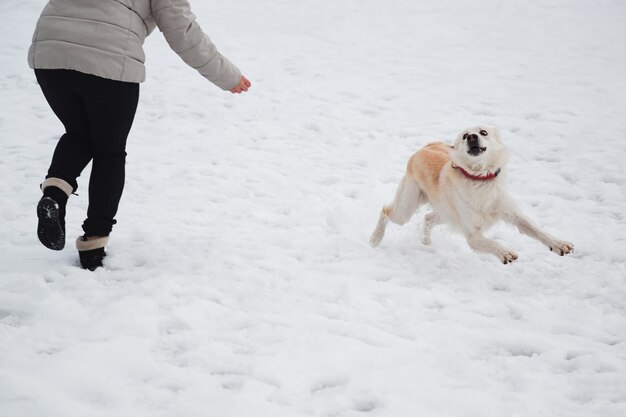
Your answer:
[451,126,508,172]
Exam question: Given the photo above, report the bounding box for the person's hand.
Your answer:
[230,75,251,94]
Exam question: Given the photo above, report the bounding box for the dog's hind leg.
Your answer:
[370,175,425,247]
[370,210,389,247]
[422,211,442,245]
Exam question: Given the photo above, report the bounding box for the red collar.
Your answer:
[452,164,501,181]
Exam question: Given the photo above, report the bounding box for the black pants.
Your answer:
[35,69,139,237]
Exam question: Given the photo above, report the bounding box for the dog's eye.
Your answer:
[479,130,488,136]
[463,133,468,140]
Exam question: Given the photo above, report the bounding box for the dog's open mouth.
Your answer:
[468,146,487,156]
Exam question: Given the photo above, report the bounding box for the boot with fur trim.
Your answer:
[37,178,73,250]
[77,236,108,271]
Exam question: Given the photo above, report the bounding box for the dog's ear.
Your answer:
[490,126,502,143]
[455,129,466,144]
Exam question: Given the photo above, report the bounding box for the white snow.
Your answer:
[1,0,626,416]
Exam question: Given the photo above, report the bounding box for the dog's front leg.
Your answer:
[503,203,574,256]
[466,230,519,264]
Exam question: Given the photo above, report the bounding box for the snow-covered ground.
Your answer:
[2,0,626,416]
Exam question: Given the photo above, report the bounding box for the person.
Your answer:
[29,0,250,270]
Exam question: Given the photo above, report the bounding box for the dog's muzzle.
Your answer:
[466,134,486,156]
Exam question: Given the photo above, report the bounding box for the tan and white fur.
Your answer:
[370,126,574,264]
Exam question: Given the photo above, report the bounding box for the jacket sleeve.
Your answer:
[151,0,241,90]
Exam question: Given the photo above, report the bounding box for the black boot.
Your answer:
[37,178,72,250]
[76,236,108,271]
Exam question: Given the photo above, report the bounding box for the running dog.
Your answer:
[369,126,574,264]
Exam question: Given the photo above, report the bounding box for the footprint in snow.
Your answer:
[352,393,382,413]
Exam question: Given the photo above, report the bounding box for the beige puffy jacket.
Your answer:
[28,0,241,90]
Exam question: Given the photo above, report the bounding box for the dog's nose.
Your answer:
[467,133,479,144]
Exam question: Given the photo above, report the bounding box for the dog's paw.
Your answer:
[549,240,574,256]
[498,250,518,265]
[370,229,384,247]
